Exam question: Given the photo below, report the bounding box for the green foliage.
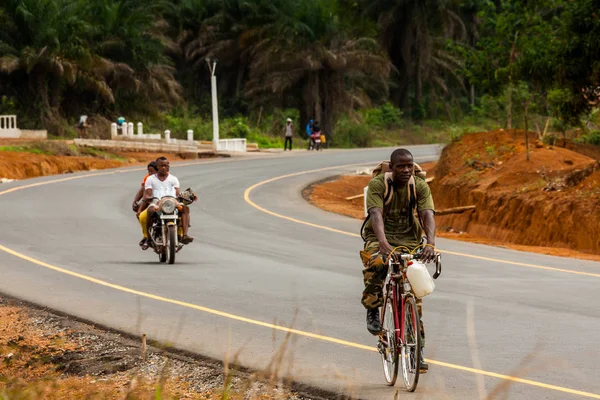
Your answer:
[485,143,497,156]
[363,103,403,129]
[227,117,250,139]
[576,131,600,146]
[0,0,598,143]
[333,117,372,148]
[246,131,284,148]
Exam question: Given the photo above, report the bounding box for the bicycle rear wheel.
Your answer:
[401,296,421,392]
[380,293,399,385]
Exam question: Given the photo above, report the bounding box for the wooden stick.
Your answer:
[436,205,476,216]
[345,193,365,200]
[141,333,147,361]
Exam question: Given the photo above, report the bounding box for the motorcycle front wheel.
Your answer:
[167,225,177,264]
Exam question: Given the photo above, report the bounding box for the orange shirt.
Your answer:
[141,173,153,186]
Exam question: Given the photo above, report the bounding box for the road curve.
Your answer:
[0,146,599,400]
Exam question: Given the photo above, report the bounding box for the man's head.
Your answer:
[287,118,292,124]
[147,161,158,175]
[390,148,414,185]
[156,156,169,177]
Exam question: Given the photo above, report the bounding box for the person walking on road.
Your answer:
[284,118,293,151]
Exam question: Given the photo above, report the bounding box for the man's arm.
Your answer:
[142,188,153,201]
[132,186,144,211]
[419,209,436,262]
[172,176,181,197]
[370,208,393,256]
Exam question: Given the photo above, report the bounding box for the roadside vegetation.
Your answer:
[1,0,600,148]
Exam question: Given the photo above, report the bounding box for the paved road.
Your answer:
[0,146,599,399]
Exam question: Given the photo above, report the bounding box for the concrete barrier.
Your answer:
[73,138,202,153]
[20,130,48,139]
[216,138,247,152]
[0,115,47,139]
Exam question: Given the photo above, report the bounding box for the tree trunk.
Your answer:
[506,83,513,131]
[506,32,520,130]
[524,99,530,161]
[470,84,475,108]
[415,59,423,119]
[235,63,244,98]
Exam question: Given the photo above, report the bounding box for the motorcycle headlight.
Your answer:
[161,199,176,214]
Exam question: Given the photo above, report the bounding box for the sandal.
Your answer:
[181,235,194,244]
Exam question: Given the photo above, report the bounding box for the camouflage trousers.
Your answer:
[360,243,425,343]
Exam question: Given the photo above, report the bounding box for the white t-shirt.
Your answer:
[145,174,180,199]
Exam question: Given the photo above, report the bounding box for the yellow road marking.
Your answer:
[243,168,600,278]
[0,242,598,399]
[0,158,598,398]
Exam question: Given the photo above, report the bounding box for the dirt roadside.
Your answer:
[305,131,600,261]
[0,294,332,399]
[0,141,329,399]
[0,139,222,181]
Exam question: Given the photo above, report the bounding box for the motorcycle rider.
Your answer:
[139,157,193,248]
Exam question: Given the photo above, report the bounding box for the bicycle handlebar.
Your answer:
[392,253,442,280]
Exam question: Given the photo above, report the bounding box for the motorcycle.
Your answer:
[148,189,196,264]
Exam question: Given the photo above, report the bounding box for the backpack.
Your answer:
[360,161,427,241]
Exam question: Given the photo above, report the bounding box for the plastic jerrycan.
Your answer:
[406,260,435,298]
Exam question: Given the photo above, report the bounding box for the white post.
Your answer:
[187,129,194,142]
[211,74,219,145]
[164,129,171,143]
[207,59,219,149]
[127,122,134,137]
[111,123,117,139]
[137,122,143,136]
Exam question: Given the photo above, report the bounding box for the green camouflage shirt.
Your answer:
[363,174,435,249]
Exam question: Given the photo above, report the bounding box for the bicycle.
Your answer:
[377,248,442,391]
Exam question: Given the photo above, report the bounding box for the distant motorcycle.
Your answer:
[148,189,195,264]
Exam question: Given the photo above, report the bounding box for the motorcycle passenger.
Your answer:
[139,157,193,248]
[133,161,158,247]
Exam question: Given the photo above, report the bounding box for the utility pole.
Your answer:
[206,58,219,149]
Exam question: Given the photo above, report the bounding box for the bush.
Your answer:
[333,118,372,148]
[363,103,402,129]
[225,117,250,138]
[246,130,284,148]
[576,130,600,145]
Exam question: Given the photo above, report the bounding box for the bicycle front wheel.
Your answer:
[380,293,399,385]
[401,296,421,392]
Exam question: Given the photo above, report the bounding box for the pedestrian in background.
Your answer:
[284,118,293,151]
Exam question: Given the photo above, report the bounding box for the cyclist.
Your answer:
[360,148,436,372]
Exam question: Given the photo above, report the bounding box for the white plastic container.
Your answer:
[406,261,435,298]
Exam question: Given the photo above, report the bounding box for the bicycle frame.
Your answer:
[382,256,415,346]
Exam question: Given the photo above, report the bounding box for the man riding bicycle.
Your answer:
[360,148,436,372]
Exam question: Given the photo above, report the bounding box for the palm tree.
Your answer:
[0,0,96,128]
[243,0,391,139]
[0,0,180,132]
[362,0,467,116]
